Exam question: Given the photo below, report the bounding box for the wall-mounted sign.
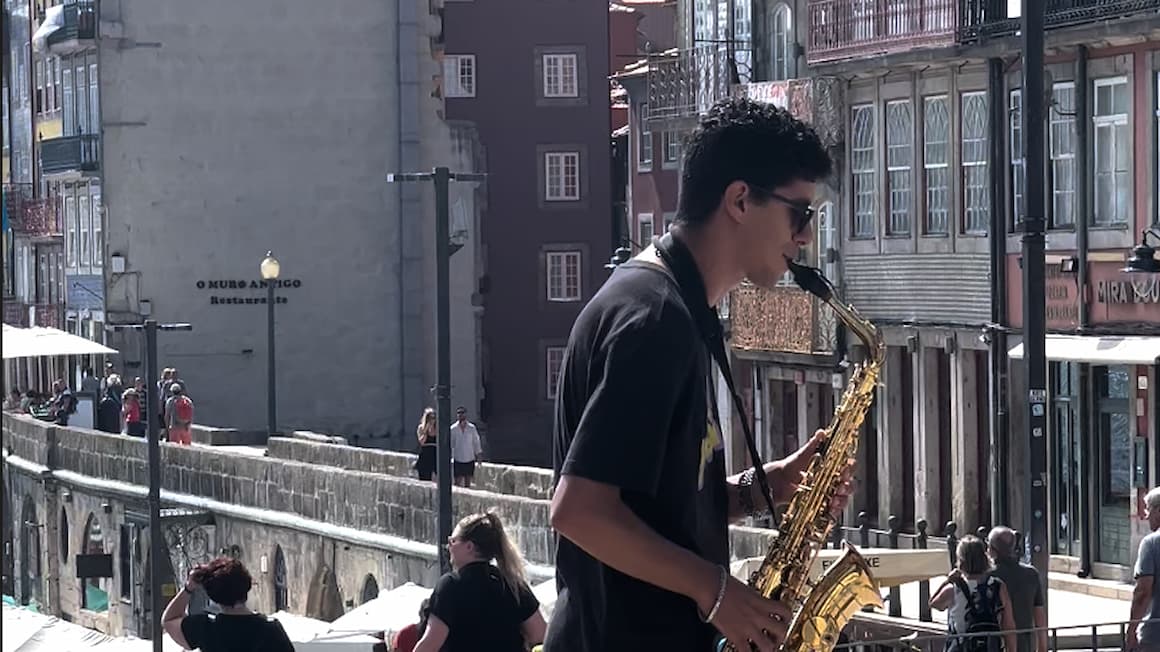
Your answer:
[1096,277,1160,305]
[194,279,303,306]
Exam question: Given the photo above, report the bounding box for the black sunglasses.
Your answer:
[766,192,816,234]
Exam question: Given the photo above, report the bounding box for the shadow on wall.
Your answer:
[305,564,345,623]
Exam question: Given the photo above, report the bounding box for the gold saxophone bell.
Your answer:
[784,542,885,650]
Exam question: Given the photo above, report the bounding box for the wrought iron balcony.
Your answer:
[806,0,958,64]
[45,0,96,53]
[40,134,100,176]
[727,282,837,355]
[645,43,750,123]
[1,300,64,328]
[3,299,30,327]
[3,184,62,239]
[960,0,1160,41]
[34,303,63,329]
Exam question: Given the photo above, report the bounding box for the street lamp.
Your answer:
[260,251,280,437]
[1122,229,1160,274]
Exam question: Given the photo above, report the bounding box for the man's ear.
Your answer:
[723,181,748,222]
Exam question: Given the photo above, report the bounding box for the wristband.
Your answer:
[738,468,771,519]
[699,565,728,624]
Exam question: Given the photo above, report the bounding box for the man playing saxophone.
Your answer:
[546,97,854,652]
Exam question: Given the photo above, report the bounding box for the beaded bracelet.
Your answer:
[699,565,728,624]
[738,468,771,519]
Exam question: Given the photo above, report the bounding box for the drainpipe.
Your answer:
[986,57,1009,527]
[1075,44,1094,578]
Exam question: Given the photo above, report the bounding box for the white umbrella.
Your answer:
[326,582,432,640]
[2,325,118,359]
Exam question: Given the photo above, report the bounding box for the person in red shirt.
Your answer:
[391,599,430,652]
[121,388,144,437]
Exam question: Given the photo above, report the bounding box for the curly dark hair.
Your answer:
[676,96,832,228]
[190,557,253,607]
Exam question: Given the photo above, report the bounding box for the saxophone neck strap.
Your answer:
[652,232,779,519]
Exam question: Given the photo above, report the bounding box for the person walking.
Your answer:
[1128,487,1160,651]
[450,406,483,488]
[987,526,1046,652]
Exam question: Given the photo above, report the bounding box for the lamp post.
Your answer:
[109,320,192,652]
[1122,229,1160,274]
[260,251,280,437]
[386,167,485,573]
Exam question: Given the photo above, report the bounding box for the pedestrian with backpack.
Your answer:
[166,383,195,446]
[930,535,1018,652]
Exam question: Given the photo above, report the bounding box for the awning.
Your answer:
[1008,334,1160,365]
[2,325,119,359]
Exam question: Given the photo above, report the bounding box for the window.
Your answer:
[1092,77,1129,226]
[851,104,876,238]
[885,100,912,235]
[273,546,288,612]
[1049,83,1076,228]
[544,152,580,201]
[92,193,102,267]
[81,513,108,612]
[770,4,792,81]
[79,194,91,268]
[1010,90,1024,228]
[815,200,836,280]
[546,346,566,400]
[65,194,77,268]
[662,130,681,166]
[59,508,69,558]
[546,251,581,302]
[961,91,989,234]
[542,53,578,98]
[923,96,950,234]
[443,55,475,98]
[75,63,88,135]
[62,66,73,135]
[637,213,654,248]
[638,104,652,170]
[34,60,43,114]
[733,0,752,83]
[88,63,98,132]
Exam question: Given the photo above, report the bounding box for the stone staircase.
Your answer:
[1049,555,1133,601]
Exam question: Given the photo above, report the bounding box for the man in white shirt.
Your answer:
[450,406,483,488]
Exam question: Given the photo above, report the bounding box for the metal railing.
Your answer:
[2,184,62,237]
[45,0,96,46]
[960,0,1160,41]
[834,621,1136,650]
[726,282,838,355]
[645,42,750,122]
[807,0,959,64]
[40,134,100,175]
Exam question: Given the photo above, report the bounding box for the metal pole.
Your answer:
[986,57,1008,527]
[144,319,163,652]
[1021,0,1049,610]
[434,166,453,574]
[267,280,277,436]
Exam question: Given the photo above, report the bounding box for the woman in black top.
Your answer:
[416,407,438,481]
[415,511,547,652]
[162,557,295,652]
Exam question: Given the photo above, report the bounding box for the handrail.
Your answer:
[834,620,1143,650]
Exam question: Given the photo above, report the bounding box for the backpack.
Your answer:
[949,575,1003,652]
[172,395,194,427]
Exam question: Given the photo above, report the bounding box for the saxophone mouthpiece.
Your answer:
[786,258,832,302]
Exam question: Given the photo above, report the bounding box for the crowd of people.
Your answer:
[3,362,195,444]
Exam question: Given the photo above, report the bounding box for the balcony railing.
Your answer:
[3,299,30,327]
[2,185,62,239]
[1,301,63,328]
[727,282,837,355]
[40,134,100,176]
[45,0,96,49]
[807,0,958,64]
[960,0,1160,41]
[646,43,750,123]
[34,303,63,329]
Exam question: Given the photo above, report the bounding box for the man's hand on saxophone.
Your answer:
[699,574,792,652]
[728,429,857,522]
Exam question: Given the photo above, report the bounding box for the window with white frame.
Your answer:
[961,91,989,234]
[542,53,578,98]
[443,55,476,98]
[546,251,581,302]
[815,200,836,280]
[923,96,950,235]
[1010,90,1024,229]
[88,63,98,131]
[92,192,102,267]
[637,213,654,248]
[74,62,88,135]
[34,60,43,114]
[545,151,580,201]
[662,130,681,166]
[1092,77,1129,226]
[62,66,73,135]
[851,104,876,238]
[733,0,752,83]
[638,104,652,170]
[1050,83,1076,228]
[65,194,77,268]
[770,4,792,81]
[885,100,912,235]
[546,346,566,400]
[79,193,91,268]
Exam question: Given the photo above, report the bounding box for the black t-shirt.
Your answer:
[428,561,540,652]
[180,612,295,652]
[545,260,729,652]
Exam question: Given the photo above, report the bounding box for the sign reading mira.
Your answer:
[194,278,303,306]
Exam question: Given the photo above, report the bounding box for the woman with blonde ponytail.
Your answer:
[414,511,546,652]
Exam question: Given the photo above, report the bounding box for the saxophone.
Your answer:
[724,260,886,652]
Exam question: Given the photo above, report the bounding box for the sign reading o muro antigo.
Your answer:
[195,278,304,306]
